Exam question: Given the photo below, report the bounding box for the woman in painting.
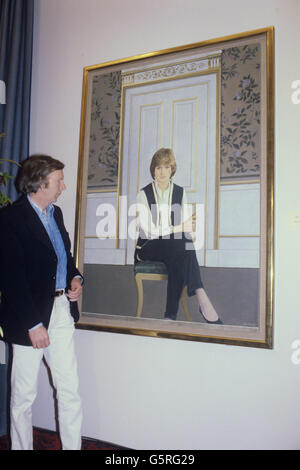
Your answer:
[134,148,222,324]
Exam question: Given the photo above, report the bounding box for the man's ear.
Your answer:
[39,178,48,191]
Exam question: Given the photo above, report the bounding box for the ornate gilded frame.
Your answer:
[74,27,274,348]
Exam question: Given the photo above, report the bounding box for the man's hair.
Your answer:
[150,148,177,179]
[17,154,65,194]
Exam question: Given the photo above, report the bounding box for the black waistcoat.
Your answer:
[135,182,184,258]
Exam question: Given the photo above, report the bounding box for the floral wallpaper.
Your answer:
[221,44,261,181]
[88,71,121,190]
[87,43,261,190]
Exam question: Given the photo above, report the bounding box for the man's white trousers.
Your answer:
[10,295,82,450]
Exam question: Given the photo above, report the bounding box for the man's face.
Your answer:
[42,169,66,205]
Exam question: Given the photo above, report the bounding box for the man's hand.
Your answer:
[29,325,50,349]
[66,277,83,302]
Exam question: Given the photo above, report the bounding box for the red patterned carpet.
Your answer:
[0,427,124,450]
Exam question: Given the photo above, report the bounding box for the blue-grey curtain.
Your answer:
[0,0,34,200]
[0,0,34,437]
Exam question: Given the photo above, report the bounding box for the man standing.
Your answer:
[0,154,83,450]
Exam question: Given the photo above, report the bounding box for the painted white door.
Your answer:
[121,73,218,265]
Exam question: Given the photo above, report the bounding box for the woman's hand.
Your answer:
[182,215,195,233]
[173,215,195,234]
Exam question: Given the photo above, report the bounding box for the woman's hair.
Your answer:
[150,148,177,179]
[16,154,65,194]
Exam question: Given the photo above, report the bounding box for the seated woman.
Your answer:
[134,148,222,324]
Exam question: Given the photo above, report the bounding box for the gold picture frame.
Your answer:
[74,27,274,348]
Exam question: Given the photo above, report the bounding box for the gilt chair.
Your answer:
[134,260,192,321]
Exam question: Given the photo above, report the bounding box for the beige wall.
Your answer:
[30,0,300,449]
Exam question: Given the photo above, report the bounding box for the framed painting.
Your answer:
[74,27,274,348]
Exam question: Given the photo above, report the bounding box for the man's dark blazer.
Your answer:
[0,195,82,346]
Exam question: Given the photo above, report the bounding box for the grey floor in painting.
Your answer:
[82,264,259,327]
